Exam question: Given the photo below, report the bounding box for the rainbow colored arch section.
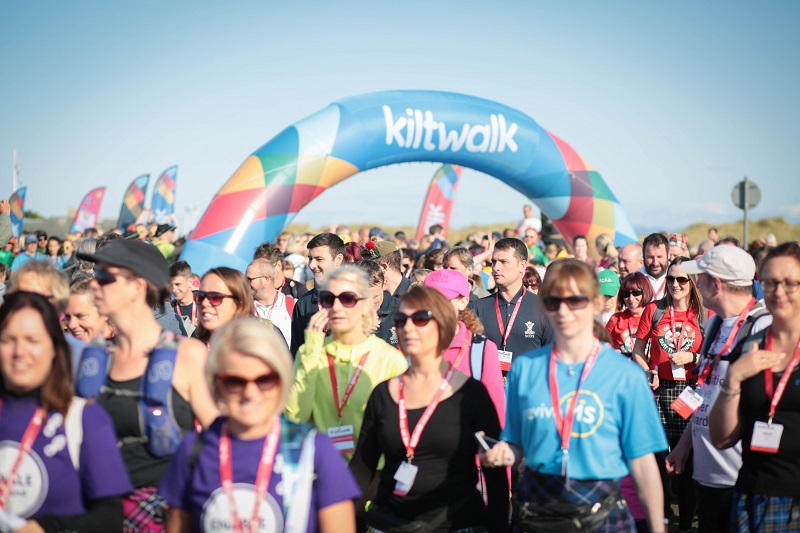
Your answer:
[182,90,637,273]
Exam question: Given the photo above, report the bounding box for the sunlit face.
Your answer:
[761,256,800,322]
[308,246,343,282]
[62,241,74,256]
[645,244,668,278]
[669,246,687,262]
[544,279,602,341]
[90,264,138,317]
[573,238,588,259]
[198,274,239,333]
[491,248,526,288]
[245,264,271,301]
[172,275,192,304]
[65,293,106,342]
[602,294,617,313]
[396,303,439,359]
[666,263,692,303]
[325,279,368,337]
[0,308,56,394]
[369,282,384,310]
[445,255,470,279]
[217,350,281,431]
[47,239,61,256]
[619,245,643,278]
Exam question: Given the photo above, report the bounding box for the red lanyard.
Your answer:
[327,350,371,421]
[398,364,457,462]
[219,418,281,533]
[260,291,280,321]
[176,301,196,324]
[653,277,667,300]
[669,307,689,354]
[0,400,45,510]
[696,298,757,387]
[548,340,601,455]
[494,287,527,349]
[763,328,800,424]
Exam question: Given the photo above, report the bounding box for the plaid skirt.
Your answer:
[122,487,167,533]
[513,469,635,532]
[655,378,695,442]
[734,491,800,532]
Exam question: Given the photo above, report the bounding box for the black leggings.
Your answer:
[657,444,696,530]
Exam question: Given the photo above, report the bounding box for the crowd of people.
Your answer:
[0,206,798,533]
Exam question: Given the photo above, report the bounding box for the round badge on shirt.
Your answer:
[201,484,284,532]
[0,442,49,516]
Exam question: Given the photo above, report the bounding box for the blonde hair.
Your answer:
[206,317,293,413]
[320,265,378,336]
[9,260,70,314]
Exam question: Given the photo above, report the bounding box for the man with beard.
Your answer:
[643,233,670,301]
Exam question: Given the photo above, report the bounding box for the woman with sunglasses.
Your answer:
[350,286,508,532]
[192,267,255,345]
[159,317,361,533]
[631,257,705,533]
[606,272,654,358]
[710,242,800,532]
[481,259,667,533]
[0,292,132,532]
[286,266,407,461]
[75,240,218,532]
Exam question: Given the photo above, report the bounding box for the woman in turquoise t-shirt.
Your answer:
[481,259,668,533]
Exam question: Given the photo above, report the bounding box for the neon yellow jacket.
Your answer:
[286,330,407,460]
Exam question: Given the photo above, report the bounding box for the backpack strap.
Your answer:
[188,431,205,471]
[651,300,667,333]
[284,428,317,533]
[140,344,183,457]
[469,334,486,381]
[65,397,86,470]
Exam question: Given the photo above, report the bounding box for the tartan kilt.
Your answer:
[734,491,800,532]
[513,468,635,533]
[122,487,167,533]
[655,378,695,443]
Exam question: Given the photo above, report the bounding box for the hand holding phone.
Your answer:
[474,431,500,452]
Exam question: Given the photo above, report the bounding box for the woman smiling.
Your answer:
[192,267,255,345]
[606,272,653,358]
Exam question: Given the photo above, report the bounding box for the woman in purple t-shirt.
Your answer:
[159,317,360,532]
[0,292,132,532]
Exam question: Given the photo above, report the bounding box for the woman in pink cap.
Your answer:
[423,268,505,423]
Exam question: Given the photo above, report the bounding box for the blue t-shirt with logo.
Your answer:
[502,343,667,480]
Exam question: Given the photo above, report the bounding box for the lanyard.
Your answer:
[669,307,689,354]
[696,298,757,387]
[398,364,457,463]
[494,287,527,349]
[0,400,45,510]
[219,418,281,533]
[548,340,601,473]
[260,291,280,321]
[327,350,370,421]
[176,300,196,324]
[763,328,800,424]
[652,276,667,300]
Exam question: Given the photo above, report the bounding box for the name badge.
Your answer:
[671,363,686,380]
[751,421,784,454]
[327,424,355,455]
[392,462,419,496]
[498,350,513,372]
[670,386,703,419]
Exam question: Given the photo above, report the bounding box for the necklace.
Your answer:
[566,364,576,376]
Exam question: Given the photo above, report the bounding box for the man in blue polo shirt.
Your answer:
[10,233,47,275]
[469,237,553,371]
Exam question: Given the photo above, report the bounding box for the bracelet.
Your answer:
[720,386,742,397]
[691,352,698,365]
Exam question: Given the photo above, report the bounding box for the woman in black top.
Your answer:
[350,285,508,532]
[710,242,800,532]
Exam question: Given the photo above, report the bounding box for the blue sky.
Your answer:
[1,1,798,236]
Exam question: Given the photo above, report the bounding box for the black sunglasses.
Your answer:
[193,290,237,307]
[620,289,644,298]
[318,291,366,309]
[666,275,691,285]
[216,373,279,394]
[393,310,434,328]
[94,268,134,287]
[543,295,591,312]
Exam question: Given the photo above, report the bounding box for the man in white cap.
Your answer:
[665,245,771,533]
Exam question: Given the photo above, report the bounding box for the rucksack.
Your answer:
[469,334,487,381]
[651,300,709,338]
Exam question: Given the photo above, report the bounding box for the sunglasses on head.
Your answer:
[193,290,237,306]
[216,373,279,394]
[392,310,434,328]
[94,269,133,287]
[620,289,644,298]
[543,295,591,312]
[318,291,366,309]
[666,275,691,285]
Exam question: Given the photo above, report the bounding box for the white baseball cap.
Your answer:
[681,246,755,286]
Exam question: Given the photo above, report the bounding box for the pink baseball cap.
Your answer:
[423,269,470,299]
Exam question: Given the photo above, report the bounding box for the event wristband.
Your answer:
[719,386,741,396]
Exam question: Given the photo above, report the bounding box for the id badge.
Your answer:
[392,462,419,496]
[671,363,686,380]
[327,425,355,455]
[498,350,513,372]
[670,386,703,419]
[751,421,784,454]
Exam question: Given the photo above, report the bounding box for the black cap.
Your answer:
[36,230,48,239]
[155,224,176,238]
[77,239,170,291]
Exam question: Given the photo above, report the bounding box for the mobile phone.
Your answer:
[474,432,499,452]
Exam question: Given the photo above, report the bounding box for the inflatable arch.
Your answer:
[181,90,637,273]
